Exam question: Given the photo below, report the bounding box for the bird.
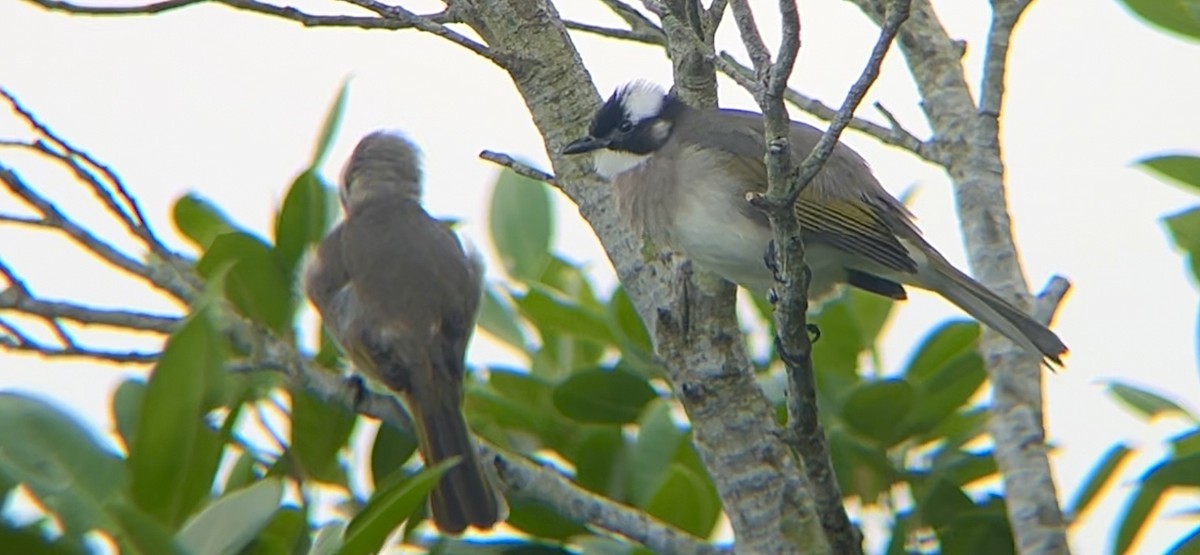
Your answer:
[562,81,1067,364]
[304,131,503,533]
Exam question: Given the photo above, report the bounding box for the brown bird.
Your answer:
[304,131,503,533]
[563,82,1067,364]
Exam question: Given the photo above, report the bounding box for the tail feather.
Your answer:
[923,261,1068,365]
[408,392,502,534]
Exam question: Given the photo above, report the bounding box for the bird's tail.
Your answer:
[922,259,1068,365]
[408,385,502,534]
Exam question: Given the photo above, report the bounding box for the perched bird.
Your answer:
[563,81,1067,364]
[304,131,503,533]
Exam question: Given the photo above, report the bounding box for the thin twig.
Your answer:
[0,291,180,333]
[478,150,559,188]
[338,0,503,64]
[27,0,432,31]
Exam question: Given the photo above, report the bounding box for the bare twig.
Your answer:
[0,322,160,363]
[728,0,910,552]
[1,89,171,261]
[0,291,180,333]
[564,20,664,44]
[478,150,559,188]
[27,0,442,31]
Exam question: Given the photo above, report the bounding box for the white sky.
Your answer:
[2,1,1199,553]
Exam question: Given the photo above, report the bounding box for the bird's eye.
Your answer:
[618,121,634,133]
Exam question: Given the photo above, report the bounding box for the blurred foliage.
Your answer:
[2,82,1160,555]
[1086,6,1200,555]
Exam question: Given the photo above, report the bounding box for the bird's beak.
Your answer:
[562,135,609,155]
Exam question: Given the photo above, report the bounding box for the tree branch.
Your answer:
[844,1,1071,553]
[0,86,721,555]
[478,150,560,189]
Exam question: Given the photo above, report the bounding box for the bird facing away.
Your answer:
[304,131,503,533]
[563,82,1067,364]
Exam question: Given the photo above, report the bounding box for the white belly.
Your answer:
[672,191,847,303]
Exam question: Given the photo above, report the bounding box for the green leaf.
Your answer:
[477,286,528,352]
[223,451,259,494]
[903,320,980,383]
[274,169,331,275]
[827,428,897,503]
[311,79,350,169]
[341,459,456,555]
[0,521,80,555]
[1165,207,1200,254]
[810,296,870,386]
[643,462,720,537]
[1117,0,1200,42]
[553,367,658,424]
[128,309,228,527]
[241,506,309,555]
[1141,154,1200,192]
[196,232,294,334]
[843,287,896,351]
[608,285,653,358]
[1106,381,1196,422]
[841,379,916,447]
[627,400,686,507]
[0,393,128,538]
[290,388,357,485]
[1167,526,1200,555]
[913,478,975,528]
[904,350,986,439]
[1116,452,1200,554]
[173,194,238,252]
[563,427,624,495]
[488,168,552,281]
[504,499,589,541]
[176,478,283,555]
[468,369,562,450]
[108,501,186,555]
[518,286,616,346]
[930,448,997,486]
[371,423,419,490]
[1066,444,1133,520]
[112,378,146,450]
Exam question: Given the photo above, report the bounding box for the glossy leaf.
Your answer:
[0,393,127,538]
[176,478,283,555]
[518,286,615,345]
[128,309,227,527]
[902,320,980,383]
[608,285,653,356]
[930,448,997,486]
[290,388,357,485]
[553,367,657,424]
[627,401,685,507]
[1106,381,1195,422]
[1117,0,1200,42]
[223,451,259,494]
[477,286,527,351]
[371,423,419,490]
[112,378,146,450]
[1116,452,1200,554]
[489,168,552,281]
[108,501,186,555]
[1167,526,1200,555]
[843,287,896,352]
[274,169,331,275]
[564,427,624,495]
[241,506,309,555]
[1141,154,1200,192]
[828,428,896,503]
[340,459,456,555]
[311,79,350,169]
[1165,207,1200,257]
[1066,443,1133,520]
[173,194,238,252]
[643,462,720,537]
[841,379,916,447]
[196,232,293,334]
[903,351,986,438]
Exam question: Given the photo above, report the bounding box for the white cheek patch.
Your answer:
[622,81,666,122]
[593,150,652,180]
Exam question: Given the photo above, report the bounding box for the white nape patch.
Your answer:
[593,149,651,180]
[621,80,667,122]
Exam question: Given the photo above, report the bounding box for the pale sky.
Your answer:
[2,1,1199,553]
